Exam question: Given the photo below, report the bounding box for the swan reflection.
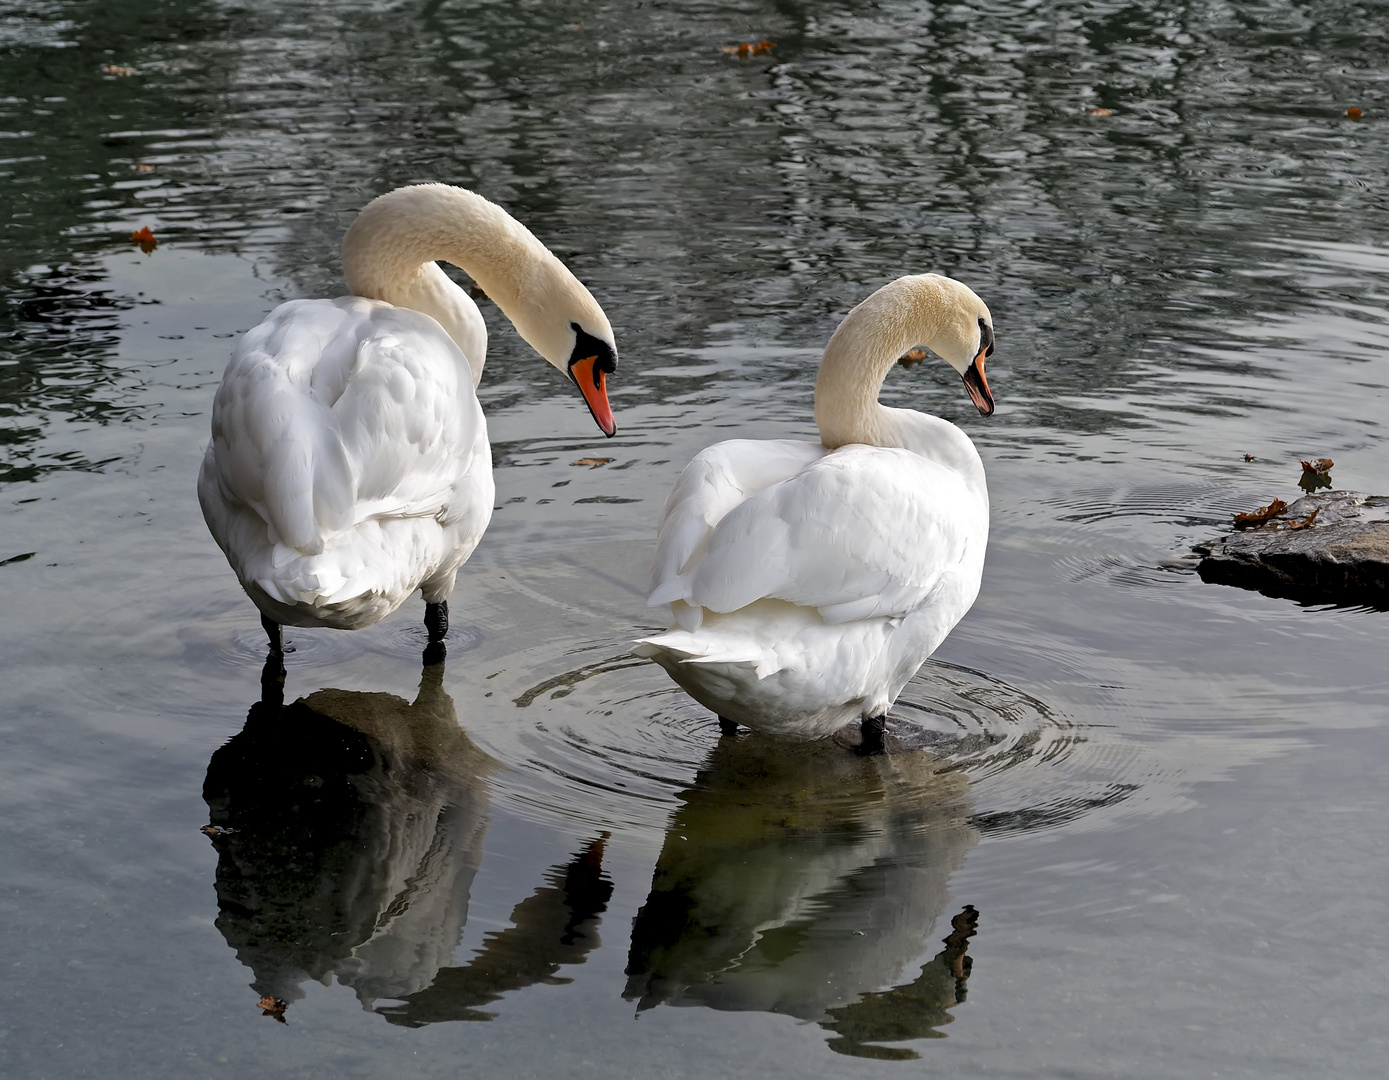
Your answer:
[202,659,612,1022]
[624,735,981,1059]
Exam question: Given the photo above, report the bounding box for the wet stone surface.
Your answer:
[1195,492,1389,606]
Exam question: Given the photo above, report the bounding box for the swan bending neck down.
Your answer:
[634,274,995,747]
[199,184,618,656]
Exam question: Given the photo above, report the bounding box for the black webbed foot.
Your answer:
[856,714,887,756]
[717,716,740,737]
[424,600,449,643]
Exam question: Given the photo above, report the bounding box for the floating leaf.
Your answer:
[1299,457,1333,475]
[1233,497,1287,528]
[199,824,235,837]
[1346,107,1363,120]
[102,64,138,76]
[1243,453,1255,462]
[130,226,158,253]
[1286,508,1320,530]
[897,347,928,368]
[1087,107,1113,116]
[571,457,613,468]
[721,40,775,57]
[257,996,287,1021]
[134,163,154,172]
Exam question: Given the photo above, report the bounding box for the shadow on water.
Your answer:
[201,657,613,1023]
[623,734,980,1059]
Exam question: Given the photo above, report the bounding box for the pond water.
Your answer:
[3,1,1388,1076]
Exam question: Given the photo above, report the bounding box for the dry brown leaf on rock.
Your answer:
[1300,458,1333,475]
[1286,508,1320,530]
[1233,497,1288,528]
[571,457,613,468]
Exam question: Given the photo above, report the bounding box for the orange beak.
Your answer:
[963,352,994,417]
[569,354,617,437]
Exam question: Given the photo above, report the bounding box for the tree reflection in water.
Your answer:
[202,657,612,1022]
[624,734,980,1059]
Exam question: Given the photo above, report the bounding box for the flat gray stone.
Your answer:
[1194,491,1389,605]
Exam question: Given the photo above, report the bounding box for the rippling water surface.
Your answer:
[3,1,1388,1075]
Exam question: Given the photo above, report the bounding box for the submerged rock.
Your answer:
[1194,491,1389,605]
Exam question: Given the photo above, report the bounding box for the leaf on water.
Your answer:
[257,996,287,1021]
[721,40,775,57]
[1346,107,1363,120]
[199,824,235,837]
[134,163,154,172]
[1233,497,1287,528]
[571,457,613,468]
[897,347,928,368]
[1243,453,1255,462]
[102,64,138,76]
[130,226,158,253]
[1299,458,1333,475]
[1286,508,1320,530]
[1088,107,1113,116]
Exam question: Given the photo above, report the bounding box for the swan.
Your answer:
[198,184,618,654]
[632,273,994,748]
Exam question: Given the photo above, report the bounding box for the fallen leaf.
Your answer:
[130,226,158,253]
[257,996,287,1021]
[1088,107,1113,116]
[1299,458,1333,475]
[1233,497,1287,528]
[134,163,155,172]
[571,457,613,468]
[898,347,928,368]
[102,65,138,77]
[1286,508,1320,530]
[200,824,236,837]
[1346,107,1363,120]
[721,40,775,57]
[1243,453,1255,462]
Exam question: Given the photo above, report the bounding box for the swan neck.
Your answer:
[813,277,954,449]
[341,184,604,374]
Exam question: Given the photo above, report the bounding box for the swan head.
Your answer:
[485,245,620,439]
[911,275,995,418]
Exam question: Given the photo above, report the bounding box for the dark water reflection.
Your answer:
[625,736,978,1058]
[204,660,615,1023]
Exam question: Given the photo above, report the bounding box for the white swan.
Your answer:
[198,184,618,653]
[633,274,994,746]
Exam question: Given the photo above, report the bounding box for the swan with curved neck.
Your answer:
[634,273,996,747]
[199,184,620,655]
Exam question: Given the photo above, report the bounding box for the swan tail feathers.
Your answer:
[631,632,782,679]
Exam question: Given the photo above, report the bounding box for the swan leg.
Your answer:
[717,716,740,737]
[261,613,283,655]
[260,651,286,708]
[424,600,449,642]
[857,714,887,756]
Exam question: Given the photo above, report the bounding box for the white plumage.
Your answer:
[634,274,996,740]
[199,184,618,642]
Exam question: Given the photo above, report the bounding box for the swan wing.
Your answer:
[206,297,482,555]
[684,447,986,624]
[649,439,828,594]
